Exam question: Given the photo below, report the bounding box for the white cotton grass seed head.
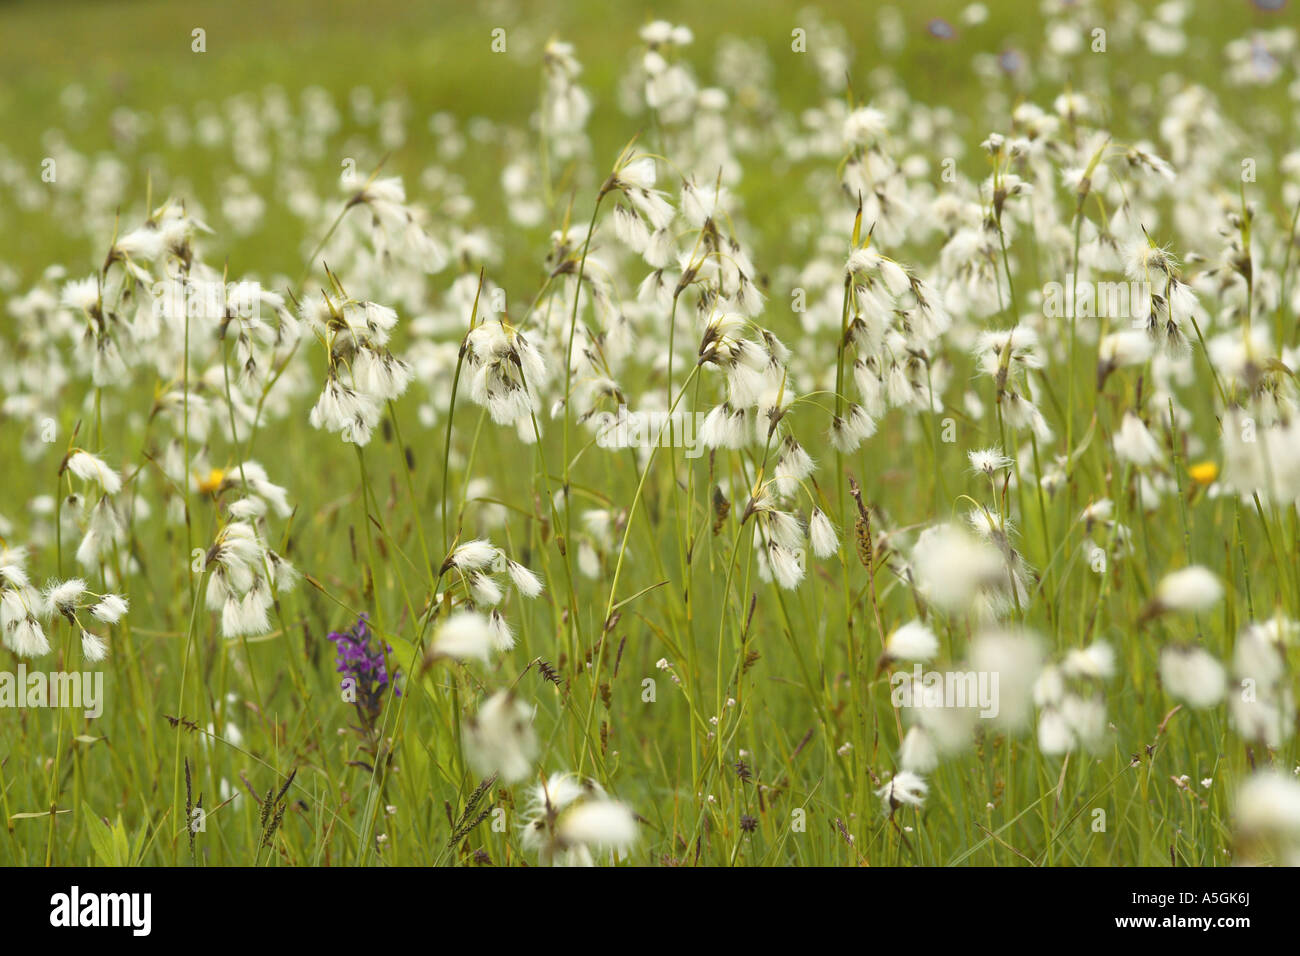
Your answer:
[81,630,108,663]
[968,628,1044,731]
[1061,640,1115,680]
[773,437,814,495]
[89,593,129,623]
[1037,708,1074,755]
[876,771,928,812]
[463,690,538,784]
[66,451,122,495]
[1113,412,1164,468]
[43,578,88,616]
[1159,645,1227,708]
[441,538,499,574]
[486,609,515,652]
[1033,666,1066,710]
[1060,693,1108,751]
[829,404,876,453]
[808,509,839,559]
[885,619,939,661]
[1151,565,1224,614]
[1232,771,1300,866]
[1080,498,1114,529]
[1,589,49,658]
[556,799,639,853]
[506,560,544,598]
[429,610,497,663]
[756,507,803,552]
[1098,329,1154,372]
[521,772,638,866]
[763,542,805,590]
[468,573,503,607]
[899,726,939,774]
[221,587,271,638]
[909,522,1005,615]
[968,446,1011,477]
[699,403,749,449]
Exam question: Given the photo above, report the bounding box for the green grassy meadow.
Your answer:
[1,0,1298,867]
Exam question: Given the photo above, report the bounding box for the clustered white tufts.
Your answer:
[1,552,127,662]
[520,772,638,866]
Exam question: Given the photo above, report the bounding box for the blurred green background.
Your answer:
[0,0,1289,282]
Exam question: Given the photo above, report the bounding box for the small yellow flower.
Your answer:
[197,468,226,494]
[1187,461,1218,486]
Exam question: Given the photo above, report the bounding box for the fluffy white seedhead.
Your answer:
[1154,565,1223,613]
[67,452,122,495]
[876,771,928,812]
[1113,412,1164,468]
[463,691,538,784]
[968,447,1011,477]
[908,522,1006,615]
[430,610,497,663]
[808,509,839,559]
[1061,640,1115,680]
[899,727,938,774]
[44,578,88,615]
[506,560,544,598]
[520,772,638,866]
[1233,772,1300,866]
[969,628,1044,730]
[442,539,499,574]
[1159,646,1226,709]
[886,620,938,662]
[81,631,108,663]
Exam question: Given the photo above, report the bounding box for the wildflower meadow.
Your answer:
[2,0,1300,875]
